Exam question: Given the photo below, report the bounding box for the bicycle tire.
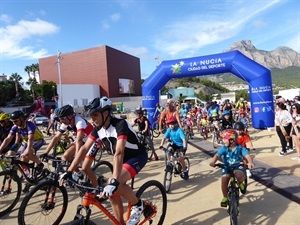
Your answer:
[91,161,113,188]
[68,218,97,225]
[229,193,239,225]
[184,157,190,171]
[0,170,22,217]
[146,145,154,160]
[135,180,167,225]
[151,121,160,138]
[163,168,173,193]
[212,132,218,148]
[18,180,68,225]
[93,146,103,162]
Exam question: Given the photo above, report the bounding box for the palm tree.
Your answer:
[24,65,32,79]
[31,63,39,80]
[9,73,22,96]
[26,77,38,101]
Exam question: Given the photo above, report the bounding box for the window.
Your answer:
[73,99,78,106]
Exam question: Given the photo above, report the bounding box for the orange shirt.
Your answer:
[237,132,251,147]
[160,108,179,122]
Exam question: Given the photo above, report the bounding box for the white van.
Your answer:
[183,97,206,106]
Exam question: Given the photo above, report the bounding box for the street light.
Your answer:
[56,50,63,107]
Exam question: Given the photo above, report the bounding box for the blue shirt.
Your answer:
[216,145,249,167]
[164,126,186,147]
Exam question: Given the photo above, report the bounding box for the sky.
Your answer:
[0,0,299,82]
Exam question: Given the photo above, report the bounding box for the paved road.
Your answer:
[0,128,299,224]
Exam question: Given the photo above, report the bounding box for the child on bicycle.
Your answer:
[132,109,158,160]
[234,122,255,177]
[60,97,148,225]
[159,116,189,180]
[209,129,255,207]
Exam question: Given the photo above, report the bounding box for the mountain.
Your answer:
[225,40,300,69]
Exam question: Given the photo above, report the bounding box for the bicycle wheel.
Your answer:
[212,132,218,148]
[18,180,68,225]
[163,167,173,193]
[91,161,113,188]
[94,146,103,162]
[68,218,97,225]
[136,180,167,225]
[151,122,160,138]
[229,193,239,225]
[0,170,22,217]
[184,157,190,171]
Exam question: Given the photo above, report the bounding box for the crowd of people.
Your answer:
[0,94,299,223]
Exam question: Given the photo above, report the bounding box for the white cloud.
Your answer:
[0,18,59,59]
[101,20,110,29]
[110,13,120,22]
[0,14,12,23]
[153,0,282,56]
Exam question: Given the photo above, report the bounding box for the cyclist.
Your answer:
[209,129,255,207]
[159,99,182,134]
[234,122,255,177]
[159,116,189,180]
[220,110,235,130]
[132,109,158,160]
[60,97,148,225]
[42,105,93,178]
[184,114,194,138]
[0,112,20,154]
[0,110,45,173]
[44,108,58,136]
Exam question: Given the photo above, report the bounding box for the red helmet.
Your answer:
[166,116,177,124]
[202,114,207,118]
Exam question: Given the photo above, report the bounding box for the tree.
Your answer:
[24,65,31,79]
[31,63,39,79]
[26,77,38,101]
[9,73,22,96]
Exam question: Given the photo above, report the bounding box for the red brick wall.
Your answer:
[39,46,141,97]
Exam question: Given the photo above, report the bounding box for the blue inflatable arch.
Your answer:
[142,50,274,129]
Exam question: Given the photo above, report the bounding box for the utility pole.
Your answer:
[56,50,63,107]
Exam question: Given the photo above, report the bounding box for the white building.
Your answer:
[278,88,300,101]
[57,84,100,108]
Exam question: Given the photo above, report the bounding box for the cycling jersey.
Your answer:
[88,117,146,162]
[133,116,151,136]
[216,145,249,167]
[10,121,44,142]
[58,116,93,142]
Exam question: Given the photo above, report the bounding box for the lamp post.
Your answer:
[56,50,63,107]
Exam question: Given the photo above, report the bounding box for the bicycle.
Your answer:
[162,146,190,193]
[211,128,222,148]
[151,119,167,138]
[136,131,156,160]
[18,155,113,225]
[215,163,248,225]
[66,178,167,225]
[200,125,209,140]
[0,153,50,217]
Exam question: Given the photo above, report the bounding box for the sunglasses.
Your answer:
[292,107,296,109]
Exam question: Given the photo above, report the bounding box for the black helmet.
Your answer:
[10,110,24,121]
[84,97,112,115]
[234,122,245,131]
[56,105,74,118]
[135,109,143,115]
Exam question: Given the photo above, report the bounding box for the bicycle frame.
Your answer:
[73,184,158,225]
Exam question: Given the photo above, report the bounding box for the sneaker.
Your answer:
[246,169,252,178]
[165,162,173,171]
[153,154,159,161]
[220,197,228,207]
[35,163,44,175]
[286,148,294,153]
[127,200,144,225]
[291,156,300,161]
[278,151,286,156]
[181,170,189,180]
[239,182,246,194]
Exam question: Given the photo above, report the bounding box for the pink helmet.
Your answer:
[222,129,238,141]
